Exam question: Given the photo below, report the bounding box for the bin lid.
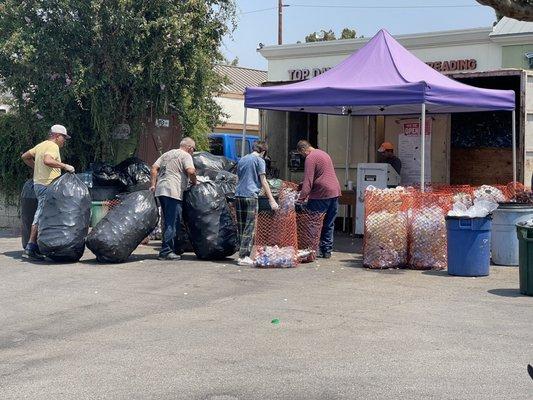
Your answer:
[497,201,533,209]
[445,215,493,220]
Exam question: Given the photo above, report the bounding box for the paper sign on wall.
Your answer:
[397,118,432,185]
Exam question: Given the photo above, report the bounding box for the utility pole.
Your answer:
[278,0,283,45]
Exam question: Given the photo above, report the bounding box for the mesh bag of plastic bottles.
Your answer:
[86,190,159,263]
[253,183,299,267]
[20,179,38,249]
[408,192,453,270]
[37,174,91,262]
[252,245,298,268]
[363,187,411,269]
[296,208,325,263]
[473,185,506,203]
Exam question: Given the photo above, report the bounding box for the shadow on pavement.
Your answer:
[422,270,450,277]
[3,250,79,266]
[3,250,23,261]
[487,288,524,298]
[79,252,161,266]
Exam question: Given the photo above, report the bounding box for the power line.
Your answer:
[291,4,483,9]
[239,3,482,16]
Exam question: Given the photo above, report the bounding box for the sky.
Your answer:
[222,0,498,70]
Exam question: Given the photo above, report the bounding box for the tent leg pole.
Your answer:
[512,109,517,185]
[344,114,351,233]
[420,104,426,193]
[241,107,248,158]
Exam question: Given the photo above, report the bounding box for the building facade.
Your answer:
[258,17,533,189]
[214,65,266,135]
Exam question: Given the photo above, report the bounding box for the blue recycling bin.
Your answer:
[446,216,492,277]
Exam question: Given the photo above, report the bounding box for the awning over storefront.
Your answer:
[244,29,515,115]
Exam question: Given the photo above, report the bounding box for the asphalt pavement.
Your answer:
[0,233,531,399]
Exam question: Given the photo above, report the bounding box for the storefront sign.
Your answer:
[397,119,432,185]
[288,67,331,81]
[426,59,477,72]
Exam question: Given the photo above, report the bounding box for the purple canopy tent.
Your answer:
[243,29,516,189]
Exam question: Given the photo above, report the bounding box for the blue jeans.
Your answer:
[158,196,183,257]
[306,197,339,254]
[33,183,48,225]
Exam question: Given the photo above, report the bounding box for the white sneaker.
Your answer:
[237,256,254,266]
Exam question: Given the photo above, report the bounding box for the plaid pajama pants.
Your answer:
[235,197,258,258]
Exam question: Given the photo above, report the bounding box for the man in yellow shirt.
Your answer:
[21,124,75,260]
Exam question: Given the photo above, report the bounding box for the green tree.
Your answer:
[305,28,357,42]
[476,0,533,21]
[0,0,236,197]
[340,28,356,40]
[305,29,337,43]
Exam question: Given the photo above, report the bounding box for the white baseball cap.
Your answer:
[50,124,71,139]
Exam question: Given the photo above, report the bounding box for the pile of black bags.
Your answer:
[91,157,151,200]
[193,152,235,176]
[86,190,159,263]
[20,179,37,249]
[115,157,151,192]
[37,174,91,262]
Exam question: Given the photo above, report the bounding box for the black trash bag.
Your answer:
[115,157,151,192]
[20,179,38,249]
[86,190,159,263]
[174,221,194,255]
[193,152,235,175]
[92,162,122,187]
[215,171,237,197]
[37,174,91,262]
[183,181,238,260]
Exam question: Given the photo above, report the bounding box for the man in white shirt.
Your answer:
[150,137,197,260]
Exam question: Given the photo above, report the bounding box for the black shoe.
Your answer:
[322,252,332,259]
[158,252,181,261]
[22,248,45,261]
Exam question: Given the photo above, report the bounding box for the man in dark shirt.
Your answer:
[378,142,402,175]
[297,140,341,259]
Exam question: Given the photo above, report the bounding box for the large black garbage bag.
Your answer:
[86,190,159,263]
[20,179,38,249]
[116,157,151,192]
[92,162,122,187]
[174,221,194,255]
[37,174,91,262]
[193,152,235,175]
[183,181,238,260]
[215,171,237,196]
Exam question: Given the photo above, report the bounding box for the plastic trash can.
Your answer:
[446,216,492,277]
[90,201,109,227]
[491,203,533,265]
[516,223,533,296]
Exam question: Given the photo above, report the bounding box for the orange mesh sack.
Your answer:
[253,184,299,267]
[409,193,452,270]
[296,209,325,263]
[363,187,411,269]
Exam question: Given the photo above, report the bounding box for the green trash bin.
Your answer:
[90,201,109,227]
[515,223,533,296]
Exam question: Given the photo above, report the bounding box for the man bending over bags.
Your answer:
[150,137,197,261]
